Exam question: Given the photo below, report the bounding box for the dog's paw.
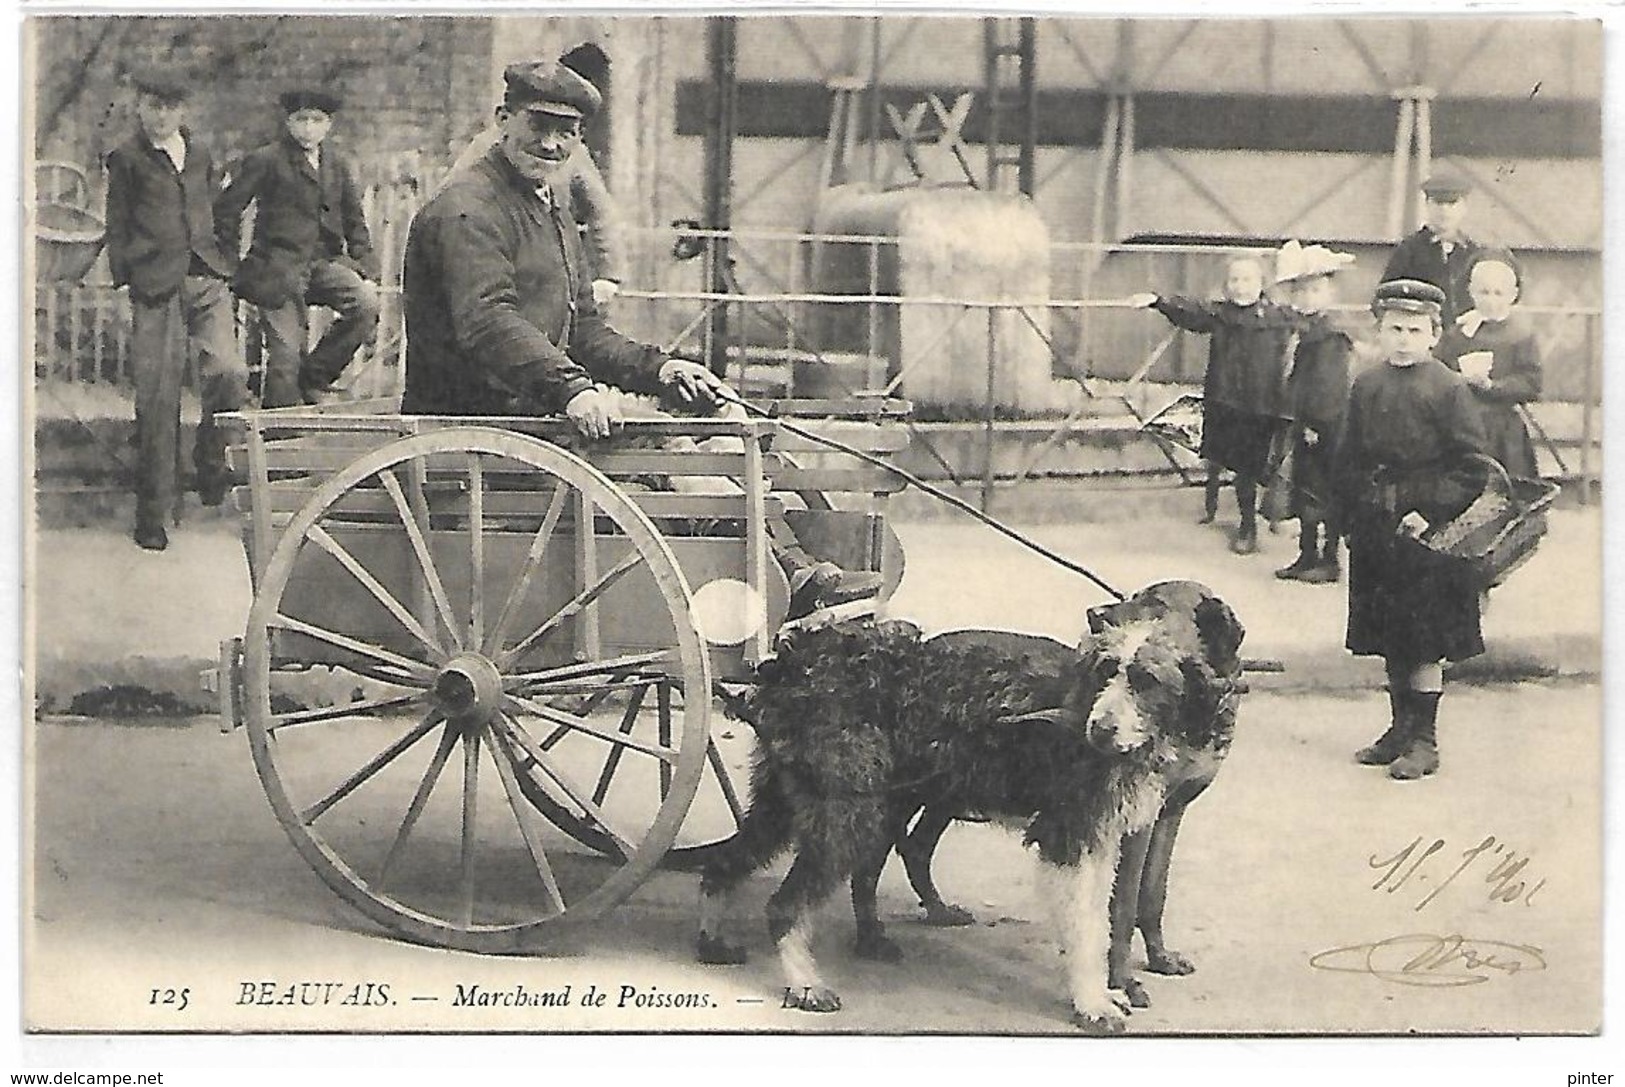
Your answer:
[853,929,904,962]
[1120,977,1151,1009]
[1145,947,1196,975]
[695,932,748,965]
[920,901,976,927]
[785,985,843,1013]
[1070,1000,1129,1035]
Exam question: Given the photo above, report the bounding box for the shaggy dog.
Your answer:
[695,579,1245,1032]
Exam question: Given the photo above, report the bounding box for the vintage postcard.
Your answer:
[20,8,1605,1050]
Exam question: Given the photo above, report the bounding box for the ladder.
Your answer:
[982,17,1038,196]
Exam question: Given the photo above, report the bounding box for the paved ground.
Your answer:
[26,681,1600,1035]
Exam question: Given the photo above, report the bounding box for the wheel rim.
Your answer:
[243,428,711,953]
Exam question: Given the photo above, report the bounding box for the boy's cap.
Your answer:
[1275,239,1356,284]
[131,66,190,102]
[1421,166,1472,200]
[503,61,600,119]
[1372,278,1446,317]
[280,88,343,116]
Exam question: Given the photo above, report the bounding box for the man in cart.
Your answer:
[401,59,879,617]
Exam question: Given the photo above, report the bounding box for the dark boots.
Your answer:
[1276,521,1319,579]
[1356,687,1441,778]
[1229,476,1259,554]
[1199,473,1220,524]
[1389,692,1441,780]
[1355,685,1412,766]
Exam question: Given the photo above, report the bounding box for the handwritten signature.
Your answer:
[1310,934,1547,988]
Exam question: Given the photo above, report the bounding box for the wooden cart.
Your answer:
[213,397,910,952]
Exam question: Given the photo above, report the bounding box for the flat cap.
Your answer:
[279,87,344,115]
[130,66,190,102]
[1372,278,1447,317]
[1421,165,1472,199]
[502,60,600,119]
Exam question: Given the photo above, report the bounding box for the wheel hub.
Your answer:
[433,653,505,724]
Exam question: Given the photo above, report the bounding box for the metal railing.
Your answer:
[34,225,1601,510]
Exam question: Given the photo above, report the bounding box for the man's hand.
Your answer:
[1303,427,1319,448]
[565,386,623,441]
[659,358,730,410]
[591,279,620,307]
[1397,511,1430,540]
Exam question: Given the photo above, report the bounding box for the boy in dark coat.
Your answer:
[1272,241,1356,584]
[216,88,379,407]
[1337,279,1491,780]
[1381,167,1482,328]
[1438,255,1542,480]
[103,67,246,549]
[1134,256,1298,554]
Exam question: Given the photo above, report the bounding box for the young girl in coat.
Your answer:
[1134,255,1298,554]
[1438,254,1542,480]
[1273,241,1356,584]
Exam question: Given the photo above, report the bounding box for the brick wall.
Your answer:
[31,14,494,191]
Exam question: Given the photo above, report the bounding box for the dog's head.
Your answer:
[1000,583,1246,755]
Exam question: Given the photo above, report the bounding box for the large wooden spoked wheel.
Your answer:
[243,428,712,953]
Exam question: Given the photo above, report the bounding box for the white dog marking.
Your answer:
[1088,622,1158,752]
[1034,819,1125,1022]
[776,919,826,992]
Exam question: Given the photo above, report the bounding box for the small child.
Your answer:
[1272,241,1356,584]
[1134,255,1298,554]
[1438,254,1542,480]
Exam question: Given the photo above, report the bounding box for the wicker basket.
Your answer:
[1140,393,1205,456]
[36,201,105,283]
[1419,454,1560,588]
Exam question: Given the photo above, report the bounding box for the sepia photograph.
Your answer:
[18,6,1606,1050]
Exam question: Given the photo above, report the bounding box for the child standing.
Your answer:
[1438,254,1542,480]
[1134,255,1298,554]
[1338,279,1490,780]
[1272,241,1356,583]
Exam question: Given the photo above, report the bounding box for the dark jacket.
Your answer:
[444,136,622,283]
[1336,358,1489,532]
[1337,357,1491,663]
[1439,312,1542,479]
[104,128,234,302]
[215,135,377,309]
[1381,228,1482,327]
[400,147,664,416]
[1286,312,1353,431]
[1152,295,1298,417]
